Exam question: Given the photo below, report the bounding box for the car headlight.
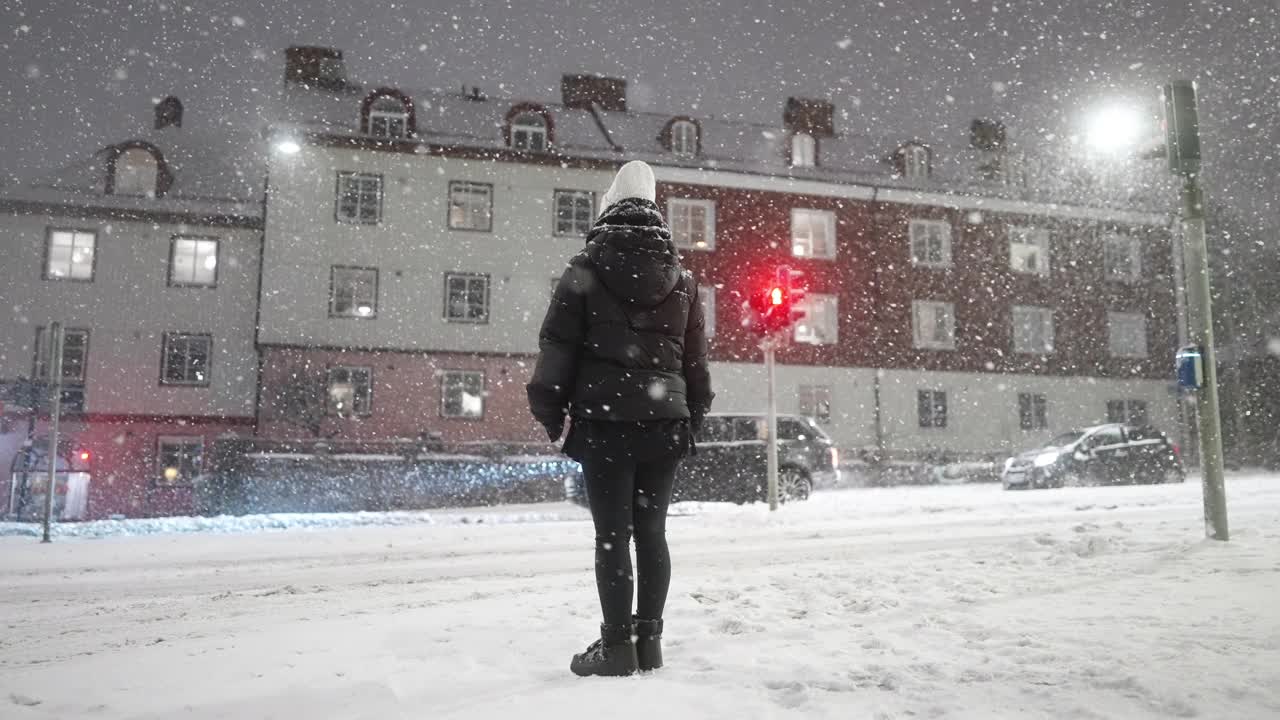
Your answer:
[1033,451,1061,468]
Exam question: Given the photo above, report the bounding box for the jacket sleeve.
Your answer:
[683,279,714,423]
[527,265,587,429]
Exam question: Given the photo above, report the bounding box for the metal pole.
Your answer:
[42,323,64,543]
[765,339,779,511]
[1181,177,1229,541]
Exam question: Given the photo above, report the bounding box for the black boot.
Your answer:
[634,617,663,672]
[570,623,638,677]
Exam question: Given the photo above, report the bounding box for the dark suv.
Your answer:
[566,413,840,505]
[1002,423,1184,490]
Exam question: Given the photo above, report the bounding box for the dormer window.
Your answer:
[360,89,415,139]
[511,111,548,152]
[791,133,816,167]
[110,146,159,197]
[671,119,698,157]
[904,143,931,179]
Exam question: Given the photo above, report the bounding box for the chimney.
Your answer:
[783,97,835,137]
[561,74,627,112]
[284,46,351,91]
[154,96,183,130]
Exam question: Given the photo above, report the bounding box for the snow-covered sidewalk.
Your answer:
[2,475,1279,719]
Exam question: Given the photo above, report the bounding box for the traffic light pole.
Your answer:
[764,338,780,511]
[42,322,64,544]
[1181,176,1229,541]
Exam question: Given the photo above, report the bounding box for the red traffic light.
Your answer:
[78,450,90,462]
[744,265,808,336]
[770,287,785,305]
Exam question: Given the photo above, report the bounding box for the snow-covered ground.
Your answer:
[2,475,1279,719]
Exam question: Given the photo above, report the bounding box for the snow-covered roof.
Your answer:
[275,80,1175,219]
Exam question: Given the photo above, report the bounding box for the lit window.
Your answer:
[44,228,96,281]
[791,133,816,167]
[335,172,382,224]
[794,293,838,345]
[799,385,832,424]
[555,190,595,236]
[668,198,716,250]
[1019,393,1049,430]
[913,300,956,350]
[904,144,930,179]
[791,208,836,259]
[1009,226,1051,275]
[909,219,952,268]
[161,333,212,386]
[170,237,218,287]
[671,120,698,157]
[445,273,490,323]
[156,437,203,486]
[1012,305,1054,354]
[449,181,493,231]
[327,366,372,417]
[368,95,409,139]
[1108,312,1148,358]
[330,266,378,318]
[918,390,948,428]
[510,112,548,151]
[441,370,485,418]
[113,147,158,196]
[1103,232,1142,281]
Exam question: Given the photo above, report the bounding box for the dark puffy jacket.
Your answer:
[527,197,713,429]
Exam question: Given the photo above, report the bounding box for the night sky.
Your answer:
[2,0,1276,227]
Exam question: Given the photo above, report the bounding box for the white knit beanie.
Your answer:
[599,160,656,216]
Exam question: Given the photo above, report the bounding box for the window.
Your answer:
[904,144,930,179]
[327,367,372,417]
[448,181,493,231]
[169,236,218,287]
[1108,312,1148,358]
[445,273,490,323]
[700,285,716,338]
[161,333,211,386]
[799,385,832,424]
[368,95,409,139]
[441,370,485,418]
[113,147,158,196]
[1012,305,1054,354]
[34,327,89,384]
[912,301,956,350]
[335,172,382,224]
[671,120,698,157]
[918,390,948,429]
[1106,399,1149,426]
[1103,232,1142,280]
[1009,226,1051,276]
[909,219,952,268]
[330,266,378,318]
[668,198,716,250]
[156,437,203,486]
[1018,393,1049,430]
[510,112,548,151]
[44,228,96,281]
[791,208,836,259]
[791,133,816,167]
[795,294,838,345]
[555,190,595,236]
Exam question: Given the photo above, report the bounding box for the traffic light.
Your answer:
[743,265,806,336]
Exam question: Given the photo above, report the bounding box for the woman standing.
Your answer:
[528,160,713,677]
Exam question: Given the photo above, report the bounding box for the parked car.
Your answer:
[1002,423,1185,490]
[566,413,840,505]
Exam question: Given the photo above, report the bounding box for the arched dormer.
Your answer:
[360,88,416,139]
[789,132,817,168]
[504,103,553,152]
[104,141,172,198]
[892,141,933,179]
[660,116,701,158]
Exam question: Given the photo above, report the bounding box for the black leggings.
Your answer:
[582,454,680,626]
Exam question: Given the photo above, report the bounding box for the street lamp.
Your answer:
[1084,103,1145,154]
